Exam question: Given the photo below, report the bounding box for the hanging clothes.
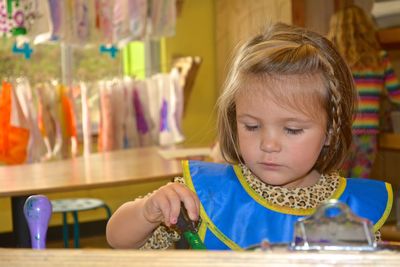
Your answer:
[148,0,177,39]
[1,0,177,45]
[36,81,63,160]
[132,79,154,147]
[0,81,29,164]
[122,77,140,148]
[13,77,46,163]
[98,79,114,151]
[48,0,64,41]
[0,0,12,37]
[58,84,78,157]
[79,81,92,156]
[94,0,115,44]
[151,71,184,146]
[27,0,53,44]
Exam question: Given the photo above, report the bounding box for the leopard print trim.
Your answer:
[140,225,180,250]
[239,164,340,209]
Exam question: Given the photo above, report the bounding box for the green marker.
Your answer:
[176,203,206,250]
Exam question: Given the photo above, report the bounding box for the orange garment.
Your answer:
[57,85,78,158]
[37,100,46,136]
[0,82,29,164]
[61,86,77,138]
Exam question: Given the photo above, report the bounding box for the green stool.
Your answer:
[51,198,112,248]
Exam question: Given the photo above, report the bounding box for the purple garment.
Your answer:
[159,99,169,132]
[133,89,149,134]
[48,0,62,39]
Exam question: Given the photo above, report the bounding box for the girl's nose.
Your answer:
[260,133,281,153]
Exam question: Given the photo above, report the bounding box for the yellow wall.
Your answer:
[215,0,292,90]
[161,0,217,147]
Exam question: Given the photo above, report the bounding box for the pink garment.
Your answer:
[122,77,140,148]
[80,82,92,156]
[0,1,12,37]
[148,0,176,38]
[95,0,114,43]
[98,82,113,151]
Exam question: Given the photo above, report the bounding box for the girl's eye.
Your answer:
[285,128,303,135]
[244,125,259,131]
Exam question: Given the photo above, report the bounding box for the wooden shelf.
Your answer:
[377,27,400,49]
[381,223,400,242]
[379,133,400,150]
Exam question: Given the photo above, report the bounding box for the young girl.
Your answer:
[106,22,393,250]
[328,5,400,178]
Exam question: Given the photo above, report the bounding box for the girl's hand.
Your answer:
[142,182,200,227]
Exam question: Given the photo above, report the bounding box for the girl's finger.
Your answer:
[172,184,200,221]
[153,192,172,226]
[163,187,182,225]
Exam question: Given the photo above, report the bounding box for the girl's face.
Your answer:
[235,74,329,188]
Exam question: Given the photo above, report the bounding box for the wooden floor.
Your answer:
[47,234,111,249]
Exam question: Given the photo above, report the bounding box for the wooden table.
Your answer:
[1,248,400,267]
[0,147,182,248]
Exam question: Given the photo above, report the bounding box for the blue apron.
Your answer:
[182,160,393,250]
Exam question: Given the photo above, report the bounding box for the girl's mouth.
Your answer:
[259,162,281,170]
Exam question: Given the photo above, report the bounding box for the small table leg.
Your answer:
[11,196,31,248]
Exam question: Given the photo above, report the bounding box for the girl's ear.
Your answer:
[324,129,332,146]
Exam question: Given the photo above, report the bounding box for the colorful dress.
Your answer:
[342,51,400,178]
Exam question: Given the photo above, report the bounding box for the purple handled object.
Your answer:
[23,195,52,249]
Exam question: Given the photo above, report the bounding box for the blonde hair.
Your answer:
[327,5,381,69]
[217,22,358,174]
